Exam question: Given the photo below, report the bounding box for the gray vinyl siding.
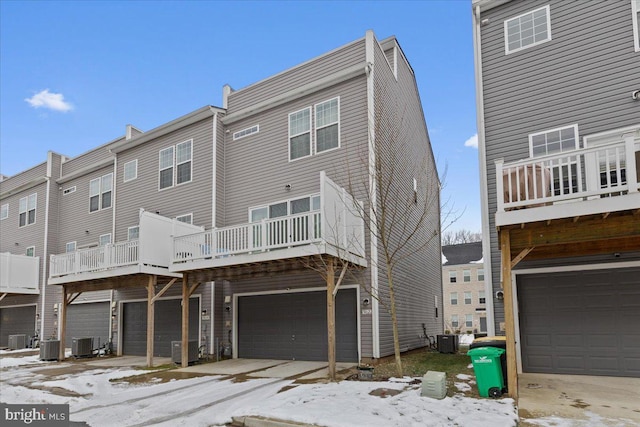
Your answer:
[0,162,47,192]
[227,38,366,112]
[61,140,120,177]
[479,0,640,331]
[372,40,443,358]
[215,114,226,228]
[115,117,215,236]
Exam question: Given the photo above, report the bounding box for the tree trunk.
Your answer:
[387,267,403,377]
[326,259,336,381]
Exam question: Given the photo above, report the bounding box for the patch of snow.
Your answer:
[0,354,43,368]
[458,334,475,345]
[470,257,483,264]
[522,411,637,427]
[456,373,472,380]
[454,382,472,392]
[442,252,448,265]
[388,376,415,383]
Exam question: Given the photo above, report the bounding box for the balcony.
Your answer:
[170,172,367,273]
[49,210,202,285]
[0,253,40,295]
[495,131,640,227]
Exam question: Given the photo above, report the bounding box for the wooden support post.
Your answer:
[181,273,189,368]
[500,230,518,401]
[147,275,156,368]
[326,259,336,381]
[59,286,68,361]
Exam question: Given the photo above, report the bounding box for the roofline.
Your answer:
[472,0,511,13]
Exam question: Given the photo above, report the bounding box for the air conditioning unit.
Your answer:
[171,340,198,365]
[40,340,60,361]
[437,334,459,354]
[8,334,26,350]
[72,337,93,358]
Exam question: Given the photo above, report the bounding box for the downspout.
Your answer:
[108,146,118,344]
[40,152,53,337]
[473,4,496,336]
[211,112,218,355]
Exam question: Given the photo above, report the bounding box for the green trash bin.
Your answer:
[467,346,505,398]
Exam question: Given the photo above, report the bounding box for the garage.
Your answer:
[518,267,640,377]
[0,305,37,348]
[65,302,111,348]
[121,298,199,357]
[237,288,358,362]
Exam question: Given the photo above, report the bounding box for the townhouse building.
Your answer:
[441,242,487,334]
[1,30,443,367]
[473,0,640,398]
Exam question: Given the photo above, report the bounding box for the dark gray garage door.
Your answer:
[237,289,357,362]
[121,298,199,357]
[0,305,37,347]
[518,267,640,377]
[66,302,110,348]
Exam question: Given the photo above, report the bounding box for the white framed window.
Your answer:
[175,213,193,224]
[464,292,472,305]
[505,5,551,54]
[633,0,640,52]
[315,97,340,153]
[530,124,580,196]
[99,233,112,246]
[451,315,459,329]
[63,186,76,195]
[289,107,312,161]
[19,193,37,227]
[449,271,457,283]
[159,140,192,189]
[479,291,486,304]
[66,242,76,253]
[450,292,458,305]
[478,269,485,281]
[128,226,139,240]
[249,194,320,222]
[463,270,471,282]
[89,173,113,212]
[465,314,473,328]
[26,246,35,257]
[124,159,138,182]
[1,203,8,220]
[233,125,259,140]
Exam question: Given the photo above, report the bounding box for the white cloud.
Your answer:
[464,133,478,149]
[25,89,73,112]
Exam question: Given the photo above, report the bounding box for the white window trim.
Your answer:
[288,107,312,162]
[63,186,76,195]
[633,0,640,52]
[176,140,193,186]
[450,292,458,305]
[124,159,138,182]
[504,5,552,55]
[66,241,77,253]
[127,226,140,240]
[478,269,485,281]
[465,314,474,328]
[248,193,320,222]
[314,97,341,155]
[89,173,113,213]
[463,270,471,282]
[159,146,175,190]
[233,124,260,141]
[26,246,35,257]
[464,292,473,305]
[19,193,37,227]
[449,271,457,283]
[99,233,112,246]
[175,213,193,224]
[451,315,459,328]
[528,124,579,158]
[0,203,8,220]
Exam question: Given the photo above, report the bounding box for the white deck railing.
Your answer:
[496,138,639,212]
[50,240,139,278]
[173,211,322,263]
[0,253,40,294]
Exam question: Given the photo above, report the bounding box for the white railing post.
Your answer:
[624,132,638,193]
[261,218,267,251]
[495,158,505,213]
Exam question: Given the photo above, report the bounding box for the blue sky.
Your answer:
[0,0,481,232]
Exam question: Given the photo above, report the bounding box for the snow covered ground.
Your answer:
[0,352,632,427]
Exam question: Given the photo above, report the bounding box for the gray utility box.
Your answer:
[8,334,26,350]
[421,370,447,399]
[72,337,93,357]
[171,340,199,365]
[437,334,459,354]
[40,340,60,361]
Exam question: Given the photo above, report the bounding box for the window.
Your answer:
[449,271,457,283]
[99,234,111,246]
[89,173,113,212]
[19,193,36,227]
[315,98,340,153]
[124,160,138,182]
[233,125,259,140]
[450,292,458,305]
[1,204,8,220]
[464,292,472,305]
[26,246,35,257]
[451,315,459,329]
[289,107,311,160]
[463,270,471,282]
[160,140,192,189]
[66,242,76,253]
[633,0,640,52]
[530,124,579,196]
[505,5,551,54]
[63,186,76,195]
[479,291,486,304]
[128,226,139,240]
[175,213,193,224]
[465,314,473,328]
[478,269,485,281]
[249,195,320,222]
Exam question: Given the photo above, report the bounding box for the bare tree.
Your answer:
[441,229,482,246]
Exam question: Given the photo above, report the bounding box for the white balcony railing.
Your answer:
[496,137,639,214]
[50,240,139,278]
[0,253,40,294]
